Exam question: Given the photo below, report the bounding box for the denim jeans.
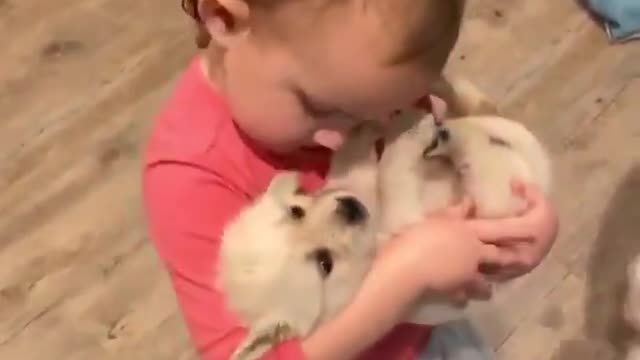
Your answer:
[419,319,495,360]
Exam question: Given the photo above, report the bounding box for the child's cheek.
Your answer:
[232,89,316,149]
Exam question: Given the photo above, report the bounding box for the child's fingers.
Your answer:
[511,179,527,197]
[467,278,493,301]
[467,216,532,242]
[433,196,474,219]
[511,179,544,210]
[479,243,518,269]
[470,182,553,242]
[450,290,469,308]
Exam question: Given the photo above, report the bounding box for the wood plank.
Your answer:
[0,77,187,357]
[457,0,640,349]
[452,0,594,101]
[0,0,197,357]
[495,77,640,360]
[0,0,192,177]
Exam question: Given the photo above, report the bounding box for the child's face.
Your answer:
[208,1,459,152]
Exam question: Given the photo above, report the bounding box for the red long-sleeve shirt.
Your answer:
[142,57,432,360]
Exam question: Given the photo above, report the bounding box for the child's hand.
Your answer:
[301,199,502,360]
[375,199,502,304]
[467,181,559,281]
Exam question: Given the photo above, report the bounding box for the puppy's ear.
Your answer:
[267,172,301,200]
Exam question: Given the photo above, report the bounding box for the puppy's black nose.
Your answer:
[336,196,367,224]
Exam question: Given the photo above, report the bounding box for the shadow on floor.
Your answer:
[551,164,640,360]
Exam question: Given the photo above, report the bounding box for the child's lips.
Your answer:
[313,129,345,150]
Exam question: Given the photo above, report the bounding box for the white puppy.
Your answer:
[218,125,380,360]
[379,110,552,325]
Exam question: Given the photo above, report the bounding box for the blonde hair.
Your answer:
[182,0,466,65]
[181,0,310,48]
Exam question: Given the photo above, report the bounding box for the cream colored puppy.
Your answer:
[218,125,379,360]
[379,110,552,325]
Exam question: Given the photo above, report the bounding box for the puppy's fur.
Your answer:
[379,110,552,325]
[218,125,380,360]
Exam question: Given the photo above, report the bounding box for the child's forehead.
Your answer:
[290,0,464,65]
[365,0,465,64]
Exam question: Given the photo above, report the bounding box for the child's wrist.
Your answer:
[303,262,419,360]
[385,230,434,296]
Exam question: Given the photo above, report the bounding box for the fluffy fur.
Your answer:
[218,125,380,360]
[378,110,552,325]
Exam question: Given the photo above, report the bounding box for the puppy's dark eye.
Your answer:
[289,205,305,220]
[311,248,334,278]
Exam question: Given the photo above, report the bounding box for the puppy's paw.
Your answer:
[232,321,296,360]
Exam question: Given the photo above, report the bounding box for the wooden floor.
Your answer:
[0,0,638,359]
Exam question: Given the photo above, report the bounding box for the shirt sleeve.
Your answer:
[143,161,306,360]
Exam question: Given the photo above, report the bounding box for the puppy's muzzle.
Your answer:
[336,196,368,225]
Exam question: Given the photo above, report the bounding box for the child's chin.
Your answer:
[313,129,345,150]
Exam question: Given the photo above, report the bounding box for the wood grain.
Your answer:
[0,0,638,358]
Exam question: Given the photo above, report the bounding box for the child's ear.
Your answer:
[198,0,250,48]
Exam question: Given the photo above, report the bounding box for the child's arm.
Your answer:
[303,202,501,360]
[301,247,424,360]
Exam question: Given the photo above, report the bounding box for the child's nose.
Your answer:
[414,95,433,112]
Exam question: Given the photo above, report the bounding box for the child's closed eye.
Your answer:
[293,87,341,119]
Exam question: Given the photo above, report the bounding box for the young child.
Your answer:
[142,1,559,359]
